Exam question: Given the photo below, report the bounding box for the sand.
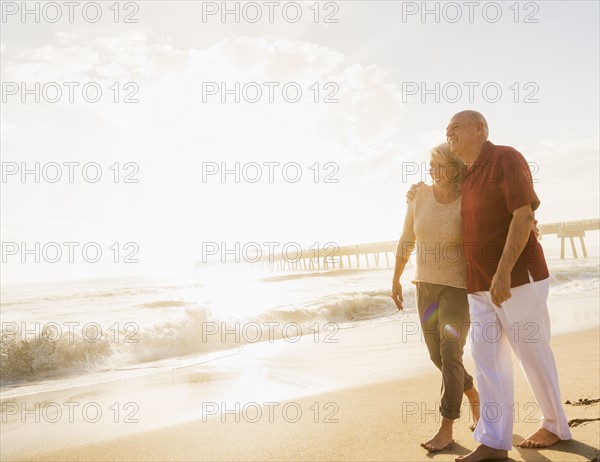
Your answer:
[3,294,599,462]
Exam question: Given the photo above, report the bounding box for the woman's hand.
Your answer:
[391,280,404,311]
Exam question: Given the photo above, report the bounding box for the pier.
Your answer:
[538,218,600,260]
[255,218,600,271]
[255,240,399,272]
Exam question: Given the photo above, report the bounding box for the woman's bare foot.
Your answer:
[464,387,480,431]
[421,417,454,452]
[455,444,508,461]
[421,429,454,452]
[517,427,561,448]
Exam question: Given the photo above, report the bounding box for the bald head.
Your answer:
[452,110,489,138]
[446,110,489,162]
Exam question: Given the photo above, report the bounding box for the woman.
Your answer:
[391,142,480,452]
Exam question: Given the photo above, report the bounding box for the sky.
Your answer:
[1,1,599,283]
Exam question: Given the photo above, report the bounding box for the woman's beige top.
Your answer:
[396,184,467,289]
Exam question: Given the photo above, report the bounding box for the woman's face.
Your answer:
[429,155,459,186]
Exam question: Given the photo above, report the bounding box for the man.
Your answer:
[445,110,572,462]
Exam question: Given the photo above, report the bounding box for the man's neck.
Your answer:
[461,140,487,168]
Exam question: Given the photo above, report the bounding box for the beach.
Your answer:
[2,290,598,462]
[2,1,599,460]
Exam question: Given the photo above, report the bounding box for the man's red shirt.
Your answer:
[460,140,549,293]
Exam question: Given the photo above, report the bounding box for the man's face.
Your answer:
[445,115,481,157]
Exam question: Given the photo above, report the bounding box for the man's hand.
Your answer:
[492,204,535,308]
[533,218,540,240]
[490,269,512,308]
[406,181,424,203]
[391,280,403,311]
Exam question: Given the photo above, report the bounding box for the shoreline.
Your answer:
[2,285,597,398]
[11,327,599,462]
[1,290,597,461]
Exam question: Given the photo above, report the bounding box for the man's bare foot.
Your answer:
[464,387,480,431]
[517,427,561,448]
[421,417,454,452]
[455,444,508,462]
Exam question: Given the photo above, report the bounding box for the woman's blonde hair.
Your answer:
[430,142,465,188]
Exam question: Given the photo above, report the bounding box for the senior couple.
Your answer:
[392,111,572,461]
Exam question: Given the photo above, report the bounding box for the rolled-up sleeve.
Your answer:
[498,149,541,213]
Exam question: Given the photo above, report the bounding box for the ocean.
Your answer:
[2,245,599,401]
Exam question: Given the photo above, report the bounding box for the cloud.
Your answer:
[1,30,413,250]
[2,32,407,161]
[2,31,186,83]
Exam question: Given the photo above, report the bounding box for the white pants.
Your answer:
[468,275,572,450]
